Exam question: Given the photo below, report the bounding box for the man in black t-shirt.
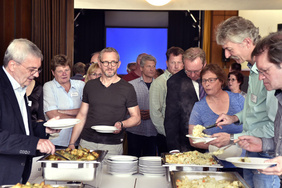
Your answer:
[69,47,141,156]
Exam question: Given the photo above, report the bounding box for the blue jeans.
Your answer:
[243,151,280,188]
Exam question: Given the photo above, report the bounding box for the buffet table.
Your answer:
[28,157,171,188]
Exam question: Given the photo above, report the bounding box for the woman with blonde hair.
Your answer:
[85,63,102,82]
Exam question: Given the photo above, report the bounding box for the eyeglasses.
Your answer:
[257,65,273,76]
[228,78,237,82]
[18,62,42,75]
[185,67,203,75]
[90,73,102,77]
[101,60,119,67]
[201,77,218,84]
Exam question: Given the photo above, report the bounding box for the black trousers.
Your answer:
[156,133,168,156]
[127,132,157,158]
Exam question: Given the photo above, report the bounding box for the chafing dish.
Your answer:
[162,152,223,170]
[37,150,107,181]
[170,171,250,188]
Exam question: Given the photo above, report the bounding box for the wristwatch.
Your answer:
[230,134,235,144]
[119,121,123,129]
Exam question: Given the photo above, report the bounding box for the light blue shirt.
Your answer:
[127,76,158,137]
[234,63,277,139]
[43,78,84,146]
[149,69,172,136]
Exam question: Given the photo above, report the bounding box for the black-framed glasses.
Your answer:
[201,77,218,84]
[17,63,42,75]
[101,60,119,67]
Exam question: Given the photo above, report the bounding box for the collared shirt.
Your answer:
[149,69,172,136]
[127,76,158,137]
[234,63,277,139]
[262,90,282,157]
[43,78,85,146]
[2,66,29,135]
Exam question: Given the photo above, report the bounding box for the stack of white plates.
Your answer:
[106,155,138,176]
[138,156,166,176]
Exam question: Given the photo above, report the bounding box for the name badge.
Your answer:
[251,93,257,103]
[28,100,32,107]
[71,92,79,97]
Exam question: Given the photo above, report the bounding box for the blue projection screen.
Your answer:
[106,27,168,75]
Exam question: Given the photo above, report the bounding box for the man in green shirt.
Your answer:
[149,46,184,155]
[212,16,279,188]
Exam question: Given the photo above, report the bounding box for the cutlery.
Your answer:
[54,152,70,160]
[203,120,223,133]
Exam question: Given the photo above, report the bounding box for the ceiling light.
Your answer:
[145,0,171,6]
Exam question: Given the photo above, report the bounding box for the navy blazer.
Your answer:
[164,69,205,153]
[0,67,47,185]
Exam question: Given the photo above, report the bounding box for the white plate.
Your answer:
[91,125,118,133]
[186,134,216,143]
[44,118,80,129]
[108,155,138,162]
[225,157,277,169]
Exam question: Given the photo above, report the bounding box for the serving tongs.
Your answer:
[43,152,70,160]
[203,120,223,133]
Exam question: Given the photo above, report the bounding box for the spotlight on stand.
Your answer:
[145,0,172,6]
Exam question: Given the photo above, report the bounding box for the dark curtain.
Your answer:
[31,0,74,84]
[74,9,105,64]
[168,11,200,50]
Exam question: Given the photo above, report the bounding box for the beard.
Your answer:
[103,68,116,78]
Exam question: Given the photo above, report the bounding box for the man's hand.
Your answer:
[113,121,123,134]
[237,135,263,152]
[140,110,150,120]
[37,139,56,154]
[216,114,238,129]
[259,156,282,176]
[209,132,231,147]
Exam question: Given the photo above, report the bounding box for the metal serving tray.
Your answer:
[162,152,224,169]
[170,171,250,188]
[37,150,107,181]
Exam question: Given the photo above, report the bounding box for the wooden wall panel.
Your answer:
[209,11,239,74]
[0,0,31,67]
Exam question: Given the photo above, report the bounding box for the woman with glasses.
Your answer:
[84,63,102,82]
[228,71,247,98]
[188,64,245,174]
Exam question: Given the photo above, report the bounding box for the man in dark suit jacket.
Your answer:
[164,47,206,152]
[0,39,58,185]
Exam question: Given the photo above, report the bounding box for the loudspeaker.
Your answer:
[278,24,282,31]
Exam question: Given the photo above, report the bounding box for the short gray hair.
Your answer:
[99,47,120,62]
[216,16,260,46]
[3,38,43,67]
[140,55,157,67]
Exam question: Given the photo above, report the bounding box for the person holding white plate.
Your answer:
[237,32,282,181]
[188,64,244,174]
[43,54,85,149]
[69,47,141,157]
